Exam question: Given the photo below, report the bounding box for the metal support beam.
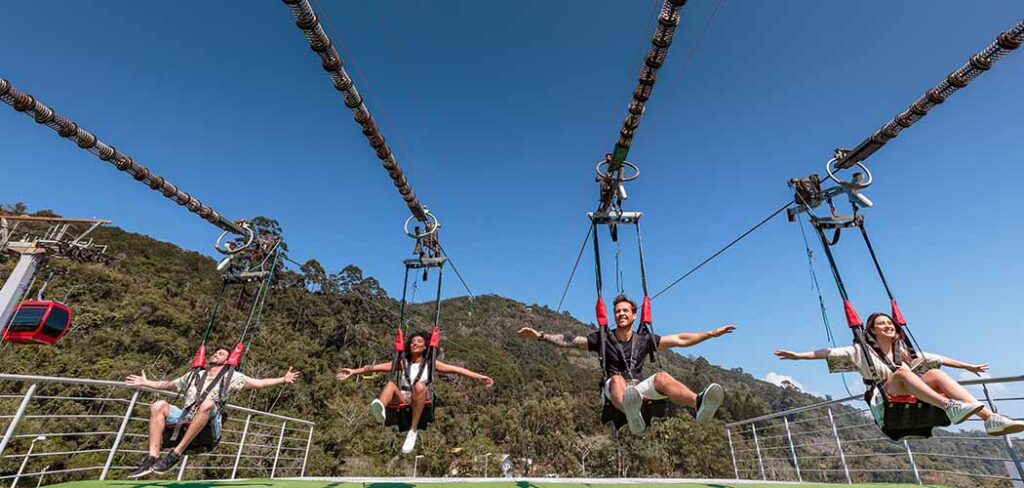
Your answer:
[270,420,287,478]
[784,417,802,482]
[231,414,252,480]
[0,253,43,329]
[982,383,1024,483]
[177,455,188,481]
[0,383,38,456]
[300,426,314,478]
[828,408,852,484]
[904,440,922,485]
[100,390,139,480]
[726,427,739,480]
[751,424,766,481]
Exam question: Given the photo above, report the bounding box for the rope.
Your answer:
[663,0,726,103]
[279,0,430,223]
[652,200,793,300]
[835,18,1024,170]
[0,80,244,234]
[556,225,594,313]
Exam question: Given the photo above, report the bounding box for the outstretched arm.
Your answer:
[125,370,178,391]
[244,367,301,389]
[517,327,588,349]
[774,349,831,360]
[940,356,989,375]
[336,361,393,381]
[658,325,736,350]
[436,360,494,386]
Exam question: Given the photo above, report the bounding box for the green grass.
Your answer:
[48,480,943,488]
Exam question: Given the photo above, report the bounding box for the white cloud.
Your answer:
[763,372,807,391]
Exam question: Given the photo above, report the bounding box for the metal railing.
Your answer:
[726,374,1024,487]
[0,373,314,486]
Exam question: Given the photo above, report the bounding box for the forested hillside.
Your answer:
[0,207,996,484]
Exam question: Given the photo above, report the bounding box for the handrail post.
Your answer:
[828,408,851,484]
[100,390,140,480]
[0,383,38,456]
[300,425,314,477]
[270,420,287,478]
[784,417,802,482]
[904,440,921,484]
[751,424,766,481]
[981,384,1024,483]
[726,427,739,479]
[231,414,252,480]
[177,455,189,481]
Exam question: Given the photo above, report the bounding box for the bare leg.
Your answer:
[883,367,952,409]
[379,381,401,405]
[606,375,627,412]
[408,382,428,431]
[921,369,992,420]
[652,371,698,408]
[173,400,215,455]
[148,400,171,457]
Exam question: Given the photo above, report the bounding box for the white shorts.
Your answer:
[603,374,666,401]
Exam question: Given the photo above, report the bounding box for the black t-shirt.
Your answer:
[586,328,661,380]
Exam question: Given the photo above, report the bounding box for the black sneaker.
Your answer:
[151,450,182,474]
[128,455,158,478]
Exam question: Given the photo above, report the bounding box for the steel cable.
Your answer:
[0,79,244,235]
[835,18,1024,170]
[280,0,429,223]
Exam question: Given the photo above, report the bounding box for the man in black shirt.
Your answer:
[518,294,735,434]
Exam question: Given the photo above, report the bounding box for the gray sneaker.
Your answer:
[944,400,984,425]
[622,386,646,434]
[695,383,724,423]
[370,399,386,424]
[985,414,1024,436]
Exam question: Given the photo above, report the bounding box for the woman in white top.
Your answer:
[775,312,1023,436]
[336,330,494,453]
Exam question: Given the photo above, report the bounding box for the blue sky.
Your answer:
[3,1,1023,405]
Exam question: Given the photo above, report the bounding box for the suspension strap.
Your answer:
[591,221,610,382]
[857,222,922,358]
[635,219,659,366]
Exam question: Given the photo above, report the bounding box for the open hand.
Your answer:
[336,368,356,381]
[125,370,148,387]
[710,325,737,337]
[283,367,301,384]
[774,350,799,360]
[517,327,541,340]
[965,363,989,375]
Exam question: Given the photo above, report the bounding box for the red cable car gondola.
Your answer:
[2,301,72,345]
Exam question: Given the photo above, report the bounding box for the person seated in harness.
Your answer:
[124,346,301,477]
[336,330,494,454]
[775,312,1024,436]
[517,294,736,434]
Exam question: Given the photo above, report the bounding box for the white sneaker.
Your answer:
[401,429,418,454]
[370,399,386,424]
[985,414,1024,436]
[695,383,724,423]
[622,385,646,434]
[944,400,984,425]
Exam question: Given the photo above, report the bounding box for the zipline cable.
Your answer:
[651,200,792,300]
[280,0,430,223]
[0,79,245,235]
[834,18,1024,170]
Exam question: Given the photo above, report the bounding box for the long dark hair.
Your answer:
[404,330,430,363]
[861,312,917,367]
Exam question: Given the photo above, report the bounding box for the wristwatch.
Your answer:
[538,332,545,341]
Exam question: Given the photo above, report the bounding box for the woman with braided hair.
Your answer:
[775,312,1023,436]
[336,330,493,454]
